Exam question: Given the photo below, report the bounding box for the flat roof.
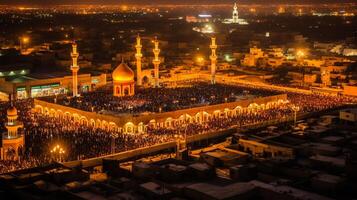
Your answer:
[4,71,93,84]
[249,180,333,200]
[186,182,255,199]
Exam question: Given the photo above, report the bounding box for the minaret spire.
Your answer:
[70,42,80,97]
[232,2,239,23]
[152,37,161,88]
[135,34,143,86]
[210,37,217,84]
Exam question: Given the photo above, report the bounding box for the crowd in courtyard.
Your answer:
[0,82,356,174]
[48,82,280,114]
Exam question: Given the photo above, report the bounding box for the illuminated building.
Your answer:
[0,72,107,99]
[223,3,248,25]
[232,3,239,23]
[135,35,143,86]
[112,60,135,97]
[186,14,212,23]
[321,67,331,87]
[1,99,24,160]
[152,37,161,88]
[192,24,214,34]
[70,42,80,97]
[242,47,265,67]
[210,37,217,84]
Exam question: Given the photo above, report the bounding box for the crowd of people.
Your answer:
[1,82,356,174]
[47,82,280,114]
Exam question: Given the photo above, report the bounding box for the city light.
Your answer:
[0,2,357,198]
[296,49,305,59]
[22,36,29,44]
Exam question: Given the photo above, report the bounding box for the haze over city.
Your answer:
[1,0,357,5]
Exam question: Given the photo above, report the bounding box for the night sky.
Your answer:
[0,0,355,5]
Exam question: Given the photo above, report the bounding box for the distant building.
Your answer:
[0,72,107,99]
[242,47,265,67]
[340,109,357,123]
[223,3,248,25]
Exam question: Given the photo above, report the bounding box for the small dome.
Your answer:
[112,62,134,83]
[7,106,17,116]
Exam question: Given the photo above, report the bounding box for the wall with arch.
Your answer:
[34,94,288,134]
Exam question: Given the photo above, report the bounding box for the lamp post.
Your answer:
[50,144,65,162]
[291,105,300,126]
[20,36,30,53]
[296,50,305,87]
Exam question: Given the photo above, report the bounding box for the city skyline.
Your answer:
[1,0,356,5]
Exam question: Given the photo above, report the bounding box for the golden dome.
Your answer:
[7,106,17,116]
[112,62,134,83]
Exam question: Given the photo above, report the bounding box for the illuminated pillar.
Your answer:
[70,42,79,97]
[210,37,217,84]
[152,37,161,88]
[135,35,143,86]
[232,3,239,23]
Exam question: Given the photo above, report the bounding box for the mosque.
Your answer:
[32,34,288,135]
[112,61,135,97]
[1,99,24,160]
[110,35,162,97]
[223,3,249,25]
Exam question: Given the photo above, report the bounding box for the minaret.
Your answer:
[152,37,161,88]
[1,95,24,160]
[210,37,218,84]
[135,35,143,86]
[70,42,79,97]
[232,3,239,23]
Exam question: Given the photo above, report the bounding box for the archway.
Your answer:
[149,119,156,128]
[56,110,64,118]
[49,109,56,117]
[102,120,109,130]
[96,119,102,129]
[80,117,88,126]
[44,107,49,116]
[90,119,96,127]
[142,76,150,86]
[35,105,43,113]
[124,122,135,134]
[109,122,117,131]
[138,122,145,133]
[195,112,202,123]
[64,112,71,120]
[165,117,173,128]
[213,110,221,119]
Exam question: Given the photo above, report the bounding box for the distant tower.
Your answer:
[135,35,143,86]
[210,37,218,84]
[232,3,239,23]
[321,66,331,87]
[152,37,161,88]
[1,96,24,161]
[70,42,80,97]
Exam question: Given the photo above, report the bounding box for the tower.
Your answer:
[152,37,161,88]
[1,97,24,160]
[321,66,331,87]
[210,37,218,84]
[232,3,239,23]
[135,35,143,86]
[70,42,80,97]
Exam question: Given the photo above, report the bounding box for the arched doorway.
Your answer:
[142,76,150,86]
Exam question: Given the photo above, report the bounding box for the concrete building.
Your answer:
[0,72,107,99]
